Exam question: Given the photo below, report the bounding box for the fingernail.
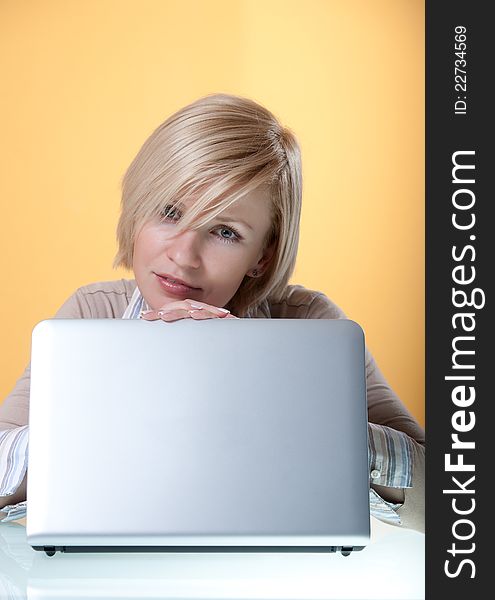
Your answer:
[217,307,230,313]
[140,310,153,317]
[189,303,204,309]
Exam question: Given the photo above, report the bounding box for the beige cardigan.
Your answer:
[0,279,425,531]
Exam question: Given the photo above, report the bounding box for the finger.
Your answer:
[155,301,192,313]
[153,300,223,316]
[141,309,188,321]
[141,306,231,321]
[140,310,161,321]
[184,300,231,316]
[223,313,240,319]
[157,309,191,322]
[188,309,220,320]
[151,300,201,314]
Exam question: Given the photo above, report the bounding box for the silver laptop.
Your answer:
[26,318,370,556]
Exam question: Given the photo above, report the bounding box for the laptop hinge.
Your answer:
[33,544,366,557]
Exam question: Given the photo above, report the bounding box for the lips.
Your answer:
[155,272,201,290]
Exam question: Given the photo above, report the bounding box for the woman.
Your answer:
[0,93,425,531]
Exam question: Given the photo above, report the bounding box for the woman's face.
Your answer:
[132,186,274,310]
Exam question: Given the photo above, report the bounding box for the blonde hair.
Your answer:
[113,93,302,317]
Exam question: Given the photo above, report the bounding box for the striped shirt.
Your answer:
[0,286,413,525]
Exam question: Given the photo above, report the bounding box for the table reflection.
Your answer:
[0,518,424,600]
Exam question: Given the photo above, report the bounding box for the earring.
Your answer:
[251,269,258,277]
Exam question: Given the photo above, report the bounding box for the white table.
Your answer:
[0,517,424,599]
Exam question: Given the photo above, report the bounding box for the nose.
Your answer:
[166,229,202,270]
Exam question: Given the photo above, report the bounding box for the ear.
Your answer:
[251,240,276,276]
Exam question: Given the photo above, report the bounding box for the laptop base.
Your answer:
[34,545,365,557]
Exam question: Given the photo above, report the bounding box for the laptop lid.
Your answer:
[26,318,370,554]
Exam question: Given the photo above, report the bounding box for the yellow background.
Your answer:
[0,0,424,426]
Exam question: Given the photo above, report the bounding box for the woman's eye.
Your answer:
[161,205,181,221]
[219,227,235,239]
[215,226,241,243]
[159,207,241,244]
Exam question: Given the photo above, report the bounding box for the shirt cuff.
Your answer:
[368,422,413,488]
[369,489,402,525]
[0,500,27,522]
[0,425,29,497]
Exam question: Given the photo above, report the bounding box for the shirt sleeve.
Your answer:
[304,291,425,531]
[367,423,414,526]
[368,422,413,489]
[0,289,88,510]
[369,489,402,525]
[0,284,130,520]
[0,426,29,498]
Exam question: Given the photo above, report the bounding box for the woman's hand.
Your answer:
[140,299,239,322]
